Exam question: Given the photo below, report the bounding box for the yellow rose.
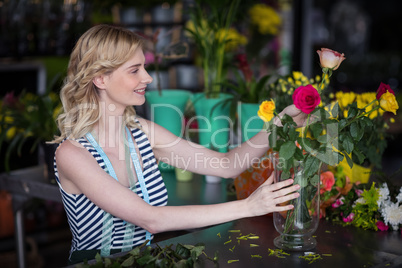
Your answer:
[258,100,276,122]
[379,91,399,115]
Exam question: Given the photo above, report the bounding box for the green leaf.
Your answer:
[288,126,298,141]
[331,102,340,118]
[342,134,354,154]
[294,169,308,187]
[187,244,205,261]
[318,147,343,166]
[294,147,304,161]
[361,116,373,127]
[310,123,323,138]
[281,170,291,180]
[279,141,296,160]
[352,148,366,165]
[347,103,358,119]
[303,156,321,178]
[310,174,320,186]
[350,121,364,141]
[175,243,191,259]
[283,122,290,135]
[281,114,295,125]
[128,247,141,257]
[104,258,112,267]
[325,121,339,138]
[121,256,135,267]
[94,253,102,263]
[317,134,328,143]
[297,136,310,150]
[339,119,348,130]
[320,107,331,120]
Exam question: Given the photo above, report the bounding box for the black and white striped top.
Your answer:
[54,123,168,258]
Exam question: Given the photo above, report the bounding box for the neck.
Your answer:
[93,101,126,148]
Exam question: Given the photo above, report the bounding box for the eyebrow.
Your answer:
[125,63,142,70]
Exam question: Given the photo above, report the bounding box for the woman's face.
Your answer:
[99,49,153,109]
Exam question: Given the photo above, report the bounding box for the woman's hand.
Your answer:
[275,104,309,128]
[245,173,300,217]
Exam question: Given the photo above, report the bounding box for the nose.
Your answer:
[142,70,153,85]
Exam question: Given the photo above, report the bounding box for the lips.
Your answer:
[134,88,146,95]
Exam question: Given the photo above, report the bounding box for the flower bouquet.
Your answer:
[326,85,396,183]
[258,48,399,250]
[320,165,402,233]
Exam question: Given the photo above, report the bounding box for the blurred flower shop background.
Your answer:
[0,0,402,266]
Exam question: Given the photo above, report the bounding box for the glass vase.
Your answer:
[272,154,320,251]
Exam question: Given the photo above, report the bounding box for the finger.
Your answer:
[269,178,295,191]
[274,204,295,212]
[272,184,300,198]
[261,172,274,186]
[274,191,300,204]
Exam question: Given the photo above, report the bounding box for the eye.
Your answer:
[131,69,139,74]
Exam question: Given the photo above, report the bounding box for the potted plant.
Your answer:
[185,0,246,152]
[0,90,62,182]
[185,0,244,98]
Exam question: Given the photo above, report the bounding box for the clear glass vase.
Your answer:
[272,154,320,251]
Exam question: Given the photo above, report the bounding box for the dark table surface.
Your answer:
[3,166,402,268]
[157,215,402,267]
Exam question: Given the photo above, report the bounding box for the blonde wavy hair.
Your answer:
[52,24,144,143]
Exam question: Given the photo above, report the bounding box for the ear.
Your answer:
[93,75,107,90]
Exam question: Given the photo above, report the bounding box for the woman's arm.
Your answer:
[141,104,307,178]
[56,141,299,234]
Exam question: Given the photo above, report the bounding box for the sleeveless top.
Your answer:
[54,121,168,260]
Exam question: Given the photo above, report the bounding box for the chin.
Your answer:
[134,99,146,106]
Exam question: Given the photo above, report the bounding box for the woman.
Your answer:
[53,24,305,264]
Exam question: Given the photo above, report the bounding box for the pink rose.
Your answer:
[320,171,335,194]
[355,189,364,197]
[376,82,395,100]
[292,85,321,114]
[316,48,346,70]
[376,221,389,231]
[342,213,355,223]
[332,197,344,208]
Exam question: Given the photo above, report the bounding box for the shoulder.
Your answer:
[55,139,98,194]
[55,139,99,178]
[55,139,87,161]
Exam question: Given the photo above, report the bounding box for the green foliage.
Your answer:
[0,90,61,171]
[185,0,241,98]
[75,241,218,268]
